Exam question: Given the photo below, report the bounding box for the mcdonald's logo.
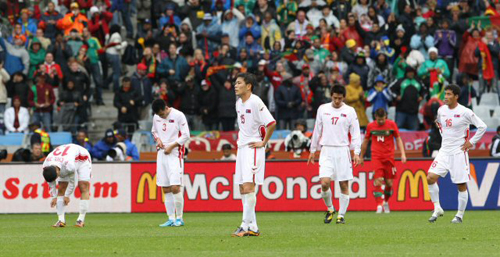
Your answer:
[397,169,430,201]
[136,172,164,203]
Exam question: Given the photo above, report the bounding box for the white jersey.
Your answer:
[151,108,190,156]
[43,144,92,198]
[436,104,487,155]
[236,94,276,147]
[310,103,361,155]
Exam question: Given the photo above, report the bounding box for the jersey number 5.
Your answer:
[53,146,70,156]
[240,114,245,124]
[332,117,339,125]
[445,118,452,127]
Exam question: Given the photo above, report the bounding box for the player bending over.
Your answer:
[308,85,361,224]
[152,99,190,227]
[42,144,92,227]
[360,108,406,213]
[427,85,486,223]
[232,73,276,237]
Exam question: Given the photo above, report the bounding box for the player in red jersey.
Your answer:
[360,108,406,213]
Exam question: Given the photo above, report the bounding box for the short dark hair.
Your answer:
[152,99,166,114]
[444,84,461,96]
[331,85,346,97]
[237,73,257,91]
[122,77,131,83]
[43,166,58,182]
[374,108,387,118]
[222,144,232,150]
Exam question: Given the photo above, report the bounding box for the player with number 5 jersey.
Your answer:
[232,73,276,237]
[42,144,92,228]
[151,99,190,227]
[426,85,487,224]
[308,85,361,225]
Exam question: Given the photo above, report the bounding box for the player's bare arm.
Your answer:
[164,142,180,154]
[461,140,473,152]
[396,137,406,163]
[359,138,371,166]
[307,152,315,165]
[249,122,276,148]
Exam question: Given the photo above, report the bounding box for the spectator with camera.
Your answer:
[284,120,311,158]
[91,129,117,160]
[115,129,140,160]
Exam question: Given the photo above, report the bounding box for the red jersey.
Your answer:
[365,119,400,159]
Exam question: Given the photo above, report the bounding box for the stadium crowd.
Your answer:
[0,0,500,160]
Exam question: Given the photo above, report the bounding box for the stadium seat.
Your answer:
[0,133,25,146]
[49,132,73,146]
[474,107,491,120]
[388,107,396,121]
[366,106,373,123]
[479,93,499,107]
[132,131,156,153]
[482,118,500,129]
[471,97,478,110]
[492,106,500,118]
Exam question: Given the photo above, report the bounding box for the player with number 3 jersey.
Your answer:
[151,99,190,227]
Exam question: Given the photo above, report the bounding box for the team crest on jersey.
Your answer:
[246,109,252,113]
[454,114,461,118]
[169,119,175,123]
[341,114,346,117]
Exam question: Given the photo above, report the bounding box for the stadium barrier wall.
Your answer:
[1,159,499,213]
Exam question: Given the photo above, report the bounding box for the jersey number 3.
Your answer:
[53,146,70,156]
[162,123,167,131]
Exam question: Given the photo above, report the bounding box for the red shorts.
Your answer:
[372,158,396,180]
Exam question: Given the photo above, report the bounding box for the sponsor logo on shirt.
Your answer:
[246,109,252,113]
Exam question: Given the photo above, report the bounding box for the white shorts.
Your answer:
[428,151,470,184]
[156,150,184,187]
[235,145,266,185]
[59,161,92,182]
[319,146,353,181]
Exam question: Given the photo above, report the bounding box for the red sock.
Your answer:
[373,185,384,206]
[384,186,393,202]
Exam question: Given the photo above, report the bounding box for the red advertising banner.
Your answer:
[131,161,435,212]
[187,131,496,152]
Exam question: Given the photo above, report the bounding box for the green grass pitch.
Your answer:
[0,211,499,256]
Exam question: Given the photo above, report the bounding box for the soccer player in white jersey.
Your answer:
[42,144,92,228]
[151,99,190,227]
[307,85,361,224]
[427,85,487,223]
[232,73,276,237]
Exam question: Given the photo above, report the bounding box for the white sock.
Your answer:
[245,192,257,230]
[173,192,184,220]
[321,188,334,212]
[164,192,175,221]
[56,196,65,223]
[338,193,349,217]
[428,183,442,210]
[457,190,468,219]
[240,196,248,229]
[77,200,89,222]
